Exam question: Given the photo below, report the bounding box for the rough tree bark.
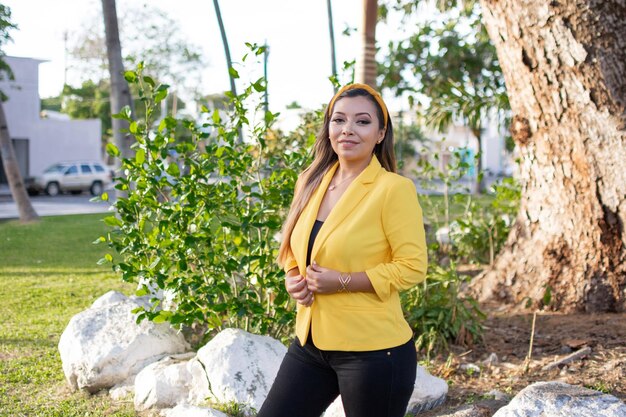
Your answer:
[0,102,38,223]
[471,0,626,312]
[356,0,378,87]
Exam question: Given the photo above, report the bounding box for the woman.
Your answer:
[257,83,427,417]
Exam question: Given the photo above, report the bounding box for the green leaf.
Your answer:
[228,67,240,79]
[153,310,172,324]
[129,121,138,134]
[106,143,120,157]
[252,78,265,92]
[166,163,180,177]
[124,71,137,82]
[104,216,123,227]
[155,89,167,104]
[212,109,221,124]
[135,149,146,165]
[144,76,156,87]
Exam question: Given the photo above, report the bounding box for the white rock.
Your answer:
[324,365,448,417]
[486,389,510,402]
[323,396,345,417]
[134,352,196,410]
[483,352,499,366]
[436,226,451,245]
[161,404,229,417]
[109,381,134,401]
[493,381,626,417]
[58,292,190,393]
[188,328,287,413]
[460,363,481,374]
[91,290,127,309]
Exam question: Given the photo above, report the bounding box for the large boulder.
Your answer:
[134,352,196,410]
[187,328,287,413]
[323,364,448,417]
[58,291,190,393]
[493,382,626,417]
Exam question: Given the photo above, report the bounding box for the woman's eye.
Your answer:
[331,118,344,123]
[357,120,371,125]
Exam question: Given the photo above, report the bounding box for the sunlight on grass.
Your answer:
[0,214,137,416]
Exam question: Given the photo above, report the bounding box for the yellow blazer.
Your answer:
[283,156,427,351]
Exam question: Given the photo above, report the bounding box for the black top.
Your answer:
[306,220,324,267]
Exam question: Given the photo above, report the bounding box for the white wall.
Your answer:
[0,56,103,178]
[1,57,42,137]
[31,119,102,176]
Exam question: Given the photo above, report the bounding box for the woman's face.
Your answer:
[328,95,385,166]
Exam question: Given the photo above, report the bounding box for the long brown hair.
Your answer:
[277,87,396,267]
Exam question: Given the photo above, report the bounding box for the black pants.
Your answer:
[257,336,416,417]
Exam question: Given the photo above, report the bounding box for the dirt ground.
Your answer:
[421,307,626,414]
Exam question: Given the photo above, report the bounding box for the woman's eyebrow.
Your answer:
[331,111,372,117]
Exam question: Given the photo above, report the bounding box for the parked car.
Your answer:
[26,161,112,196]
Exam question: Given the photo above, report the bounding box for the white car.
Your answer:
[26,161,112,196]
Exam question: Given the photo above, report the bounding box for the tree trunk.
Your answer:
[356,0,378,87]
[471,0,626,312]
[327,0,338,92]
[471,127,485,194]
[101,0,133,161]
[0,102,38,223]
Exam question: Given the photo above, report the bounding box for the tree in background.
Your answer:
[327,0,338,92]
[380,3,509,192]
[101,0,133,162]
[357,0,379,87]
[385,0,626,312]
[41,80,186,162]
[69,5,204,105]
[0,4,38,223]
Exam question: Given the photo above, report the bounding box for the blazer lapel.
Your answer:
[310,156,383,263]
[293,163,338,271]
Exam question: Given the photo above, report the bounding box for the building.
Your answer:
[0,56,102,184]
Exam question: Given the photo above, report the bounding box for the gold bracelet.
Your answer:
[337,272,352,293]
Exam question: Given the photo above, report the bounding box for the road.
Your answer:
[0,193,114,220]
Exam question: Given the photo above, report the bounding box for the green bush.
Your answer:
[102,55,310,344]
[403,260,485,358]
[450,177,520,265]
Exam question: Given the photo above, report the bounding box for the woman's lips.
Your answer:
[338,140,358,148]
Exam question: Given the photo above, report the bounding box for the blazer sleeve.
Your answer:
[365,177,428,301]
[283,247,298,274]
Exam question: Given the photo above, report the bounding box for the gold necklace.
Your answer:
[328,173,358,191]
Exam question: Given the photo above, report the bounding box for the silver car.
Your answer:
[26,161,112,196]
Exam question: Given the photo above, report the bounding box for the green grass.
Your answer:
[0,214,137,416]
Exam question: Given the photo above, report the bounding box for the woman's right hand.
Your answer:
[285,272,314,307]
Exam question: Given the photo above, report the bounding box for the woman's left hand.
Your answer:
[305,262,341,294]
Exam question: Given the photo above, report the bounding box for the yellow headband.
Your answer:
[327,83,389,128]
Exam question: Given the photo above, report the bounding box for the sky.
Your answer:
[3,0,412,116]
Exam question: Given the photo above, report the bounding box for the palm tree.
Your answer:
[0,102,38,222]
[0,5,38,223]
[425,80,509,193]
[357,0,378,87]
[101,0,133,162]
